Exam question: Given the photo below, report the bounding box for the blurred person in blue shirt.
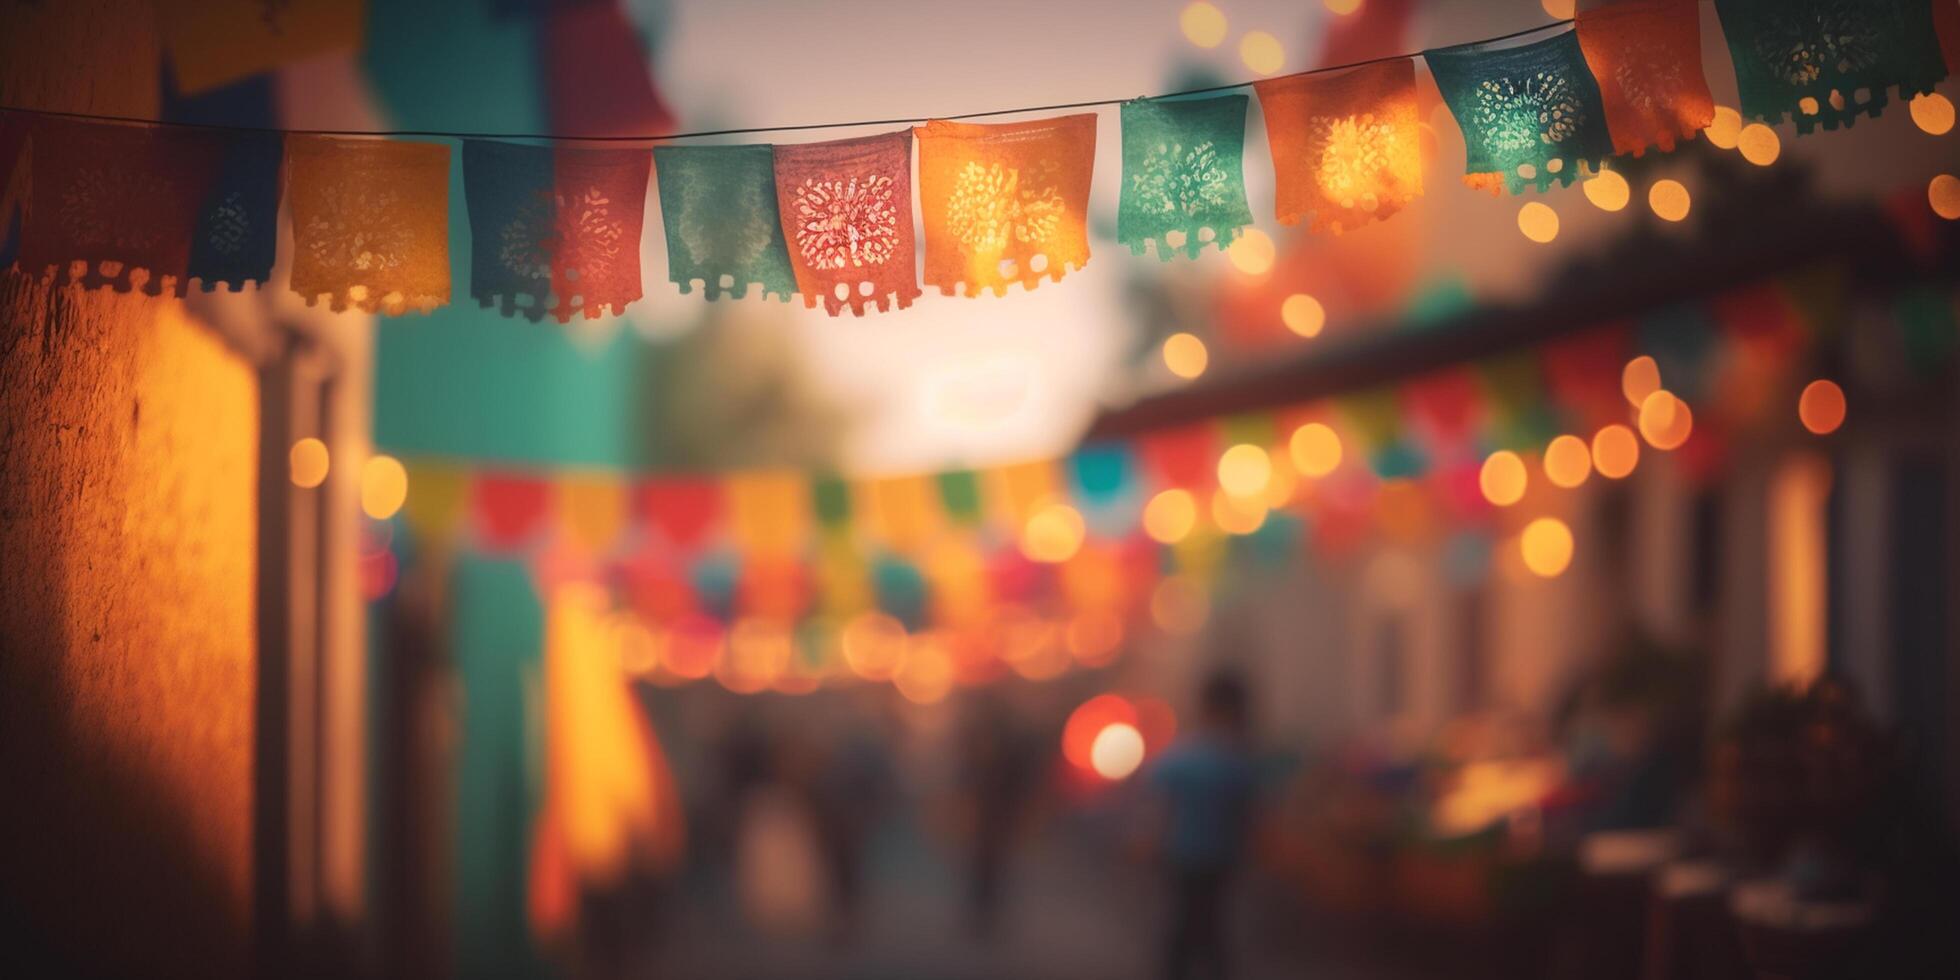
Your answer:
[1150,669,1258,980]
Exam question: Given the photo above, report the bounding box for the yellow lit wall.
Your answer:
[1768,453,1832,688]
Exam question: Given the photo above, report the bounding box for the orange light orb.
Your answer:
[1544,435,1593,489]
[1520,517,1575,578]
[1591,424,1641,479]
[1622,355,1662,407]
[1479,450,1529,507]
[289,437,330,489]
[1217,443,1273,498]
[1798,379,1846,435]
[1143,488,1198,545]
[1090,723,1148,780]
[1637,390,1694,451]
[1289,422,1342,477]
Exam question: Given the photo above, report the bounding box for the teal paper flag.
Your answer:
[1118,95,1255,259]
[1426,30,1614,195]
[653,144,796,300]
[1712,0,1948,133]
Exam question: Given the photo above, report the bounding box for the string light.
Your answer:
[1649,179,1691,222]
[1931,175,1960,221]
[1227,227,1276,275]
[1591,424,1640,479]
[1737,123,1781,166]
[1479,450,1529,507]
[1622,355,1662,406]
[1520,517,1574,578]
[1021,502,1086,563]
[289,437,329,489]
[1290,422,1343,477]
[1798,379,1846,435]
[1638,390,1694,450]
[1706,106,1743,149]
[1239,31,1285,76]
[1179,2,1228,48]
[1583,168,1630,211]
[1143,488,1199,544]
[1090,723,1147,780]
[1210,489,1268,535]
[1282,293,1326,337]
[1164,332,1210,379]
[1910,93,1955,136]
[361,455,408,520]
[1217,443,1273,497]
[1544,435,1593,489]
[1518,201,1560,243]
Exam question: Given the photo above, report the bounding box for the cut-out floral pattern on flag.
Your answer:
[654,144,795,301]
[19,118,250,295]
[772,130,921,316]
[288,137,451,314]
[464,140,649,322]
[1576,0,1717,156]
[158,0,368,95]
[188,131,283,292]
[1713,0,1949,132]
[1118,95,1254,259]
[1255,59,1422,234]
[1427,30,1615,195]
[916,115,1095,297]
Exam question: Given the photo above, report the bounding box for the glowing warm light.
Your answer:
[1143,488,1199,544]
[289,437,329,489]
[1021,502,1087,564]
[1239,31,1285,76]
[1090,723,1148,781]
[1210,489,1268,535]
[613,618,660,676]
[1583,168,1630,211]
[1541,0,1574,17]
[1150,576,1210,635]
[1282,293,1326,337]
[719,618,793,694]
[1479,450,1529,507]
[1931,175,1960,220]
[1227,226,1276,275]
[1622,355,1662,406]
[893,635,955,705]
[1520,517,1574,578]
[1517,201,1559,243]
[1637,390,1694,450]
[841,612,908,680]
[1262,455,1298,508]
[1179,2,1228,48]
[1706,106,1742,149]
[1289,422,1342,477]
[1737,123,1781,166]
[1769,454,1831,687]
[1324,0,1363,15]
[1544,435,1593,489]
[1798,379,1846,435]
[1649,179,1691,222]
[1910,93,1955,135]
[1217,443,1273,498]
[1064,694,1135,771]
[1163,332,1210,379]
[360,455,408,520]
[1065,610,1125,666]
[1591,424,1641,479]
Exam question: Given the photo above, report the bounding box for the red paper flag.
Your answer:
[474,473,553,552]
[636,479,724,552]
[539,2,676,138]
[772,130,921,316]
[1576,0,1717,157]
[1138,424,1220,492]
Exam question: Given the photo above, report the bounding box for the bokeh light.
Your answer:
[841,612,907,680]
[1518,201,1560,243]
[1541,0,1574,18]
[1021,502,1086,563]
[1931,175,1960,220]
[360,455,408,520]
[1210,489,1268,536]
[1479,450,1529,507]
[893,635,955,705]
[1065,610,1125,666]
[1064,694,1134,772]
[1798,379,1846,435]
[289,437,329,489]
[1737,123,1781,166]
[1163,332,1209,379]
[1638,390,1694,450]
[1649,179,1692,222]
[1143,488,1199,544]
[1289,422,1343,477]
[1323,0,1363,15]
[1583,168,1630,211]
[1239,31,1284,76]
[1706,106,1742,149]
[1282,293,1326,337]
[1622,355,1661,406]
[1227,227,1276,275]
[1178,2,1228,48]
[1591,424,1641,479]
[1090,723,1147,781]
[1910,93,1955,135]
[1520,517,1575,578]
[1217,443,1273,498]
[1544,435,1593,489]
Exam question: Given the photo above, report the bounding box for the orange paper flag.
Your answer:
[1254,59,1423,234]
[288,137,450,314]
[915,115,1096,297]
[158,0,366,95]
[1575,0,1716,157]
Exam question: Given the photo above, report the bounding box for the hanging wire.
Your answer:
[0,19,1572,142]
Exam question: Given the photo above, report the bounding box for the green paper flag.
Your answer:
[653,144,796,300]
[1118,95,1255,259]
[1713,0,1948,133]
[1426,30,1615,195]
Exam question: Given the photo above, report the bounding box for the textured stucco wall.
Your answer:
[0,271,258,975]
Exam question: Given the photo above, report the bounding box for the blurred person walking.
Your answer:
[1150,670,1259,980]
